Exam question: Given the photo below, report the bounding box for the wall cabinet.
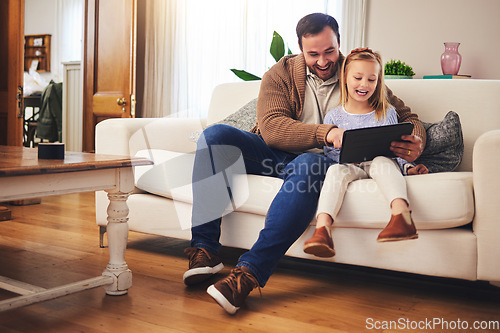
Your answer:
[24,34,51,72]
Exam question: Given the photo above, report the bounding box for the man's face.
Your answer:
[301,27,340,81]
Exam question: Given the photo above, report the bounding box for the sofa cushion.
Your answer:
[134,149,195,203]
[215,97,257,131]
[230,172,474,230]
[189,98,257,142]
[334,171,474,229]
[134,149,474,231]
[415,111,464,173]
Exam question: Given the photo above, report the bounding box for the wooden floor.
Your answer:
[0,193,498,332]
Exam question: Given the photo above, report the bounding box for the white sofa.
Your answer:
[96,79,500,285]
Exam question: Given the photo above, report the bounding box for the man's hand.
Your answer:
[407,164,429,175]
[390,135,423,162]
[326,128,346,149]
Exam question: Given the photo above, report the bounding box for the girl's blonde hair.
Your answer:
[339,48,389,120]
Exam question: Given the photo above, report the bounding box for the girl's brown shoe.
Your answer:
[303,226,335,257]
[377,212,418,242]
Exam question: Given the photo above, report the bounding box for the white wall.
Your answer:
[365,0,500,79]
[24,0,57,35]
[25,0,58,78]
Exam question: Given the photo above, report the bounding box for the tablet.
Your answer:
[339,122,414,164]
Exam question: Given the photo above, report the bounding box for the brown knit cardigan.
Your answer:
[251,53,426,153]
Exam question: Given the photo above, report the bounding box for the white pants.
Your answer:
[317,156,409,220]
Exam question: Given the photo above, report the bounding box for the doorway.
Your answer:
[24,0,84,151]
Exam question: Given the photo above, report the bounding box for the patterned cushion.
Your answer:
[416,111,464,173]
[214,98,257,131]
[189,98,257,142]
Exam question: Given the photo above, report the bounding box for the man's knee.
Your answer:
[199,124,238,146]
[295,153,331,175]
[284,153,332,184]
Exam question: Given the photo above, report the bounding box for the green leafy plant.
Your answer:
[230,31,292,81]
[384,59,416,77]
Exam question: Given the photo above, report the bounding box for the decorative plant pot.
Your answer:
[441,42,462,75]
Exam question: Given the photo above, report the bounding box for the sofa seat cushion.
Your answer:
[334,171,473,229]
[134,149,474,230]
[134,150,195,204]
[133,149,283,213]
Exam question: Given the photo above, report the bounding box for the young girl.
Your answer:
[303,48,428,258]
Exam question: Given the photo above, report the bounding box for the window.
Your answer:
[143,0,365,118]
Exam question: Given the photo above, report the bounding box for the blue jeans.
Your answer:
[190,124,334,287]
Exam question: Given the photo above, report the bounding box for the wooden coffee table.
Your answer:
[0,145,152,311]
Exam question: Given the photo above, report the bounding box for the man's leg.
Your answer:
[235,153,334,285]
[207,153,334,313]
[185,124,295,285]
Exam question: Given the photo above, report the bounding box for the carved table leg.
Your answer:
[102,189,132,295]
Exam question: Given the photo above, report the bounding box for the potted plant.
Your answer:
[231,31,292,81]
[384,59,415,79]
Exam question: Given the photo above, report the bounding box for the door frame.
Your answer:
[82,0,95,153]
[3,0,24,146]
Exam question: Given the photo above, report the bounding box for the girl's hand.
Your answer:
[407,164,429,175]
[326,128,346,149]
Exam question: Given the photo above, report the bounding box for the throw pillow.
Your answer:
[189,98,258,142]
[415,111,464,173]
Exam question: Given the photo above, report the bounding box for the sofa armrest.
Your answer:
[95,118,206,157]
[95,117,205,229]
[472,129,500,281]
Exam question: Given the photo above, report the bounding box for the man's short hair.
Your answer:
[296,13,340,50]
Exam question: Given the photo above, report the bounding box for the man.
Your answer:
[183,13,426,315]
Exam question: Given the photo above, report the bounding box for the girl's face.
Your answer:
[345,59,380,104]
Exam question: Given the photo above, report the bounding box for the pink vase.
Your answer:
[441,42,462,75]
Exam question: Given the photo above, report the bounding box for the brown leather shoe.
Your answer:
[183,247,224,285]
[303,226,335,257]
[207,266,260,315]
[377,212,418,242]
